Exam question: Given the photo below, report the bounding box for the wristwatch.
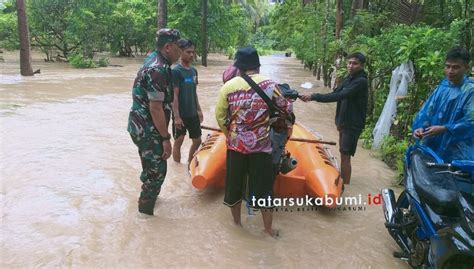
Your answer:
[161,133,171,141]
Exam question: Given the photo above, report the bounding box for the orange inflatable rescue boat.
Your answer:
[189,123,343,208]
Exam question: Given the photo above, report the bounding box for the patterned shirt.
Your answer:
[128,51,173,138]
[215,74,292,154]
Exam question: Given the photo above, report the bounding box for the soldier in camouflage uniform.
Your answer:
[127,29,182,215]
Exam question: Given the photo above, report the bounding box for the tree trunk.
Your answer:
[158,0,167,30]
[321,0,330,85]
[335,0,343,39]
[409,3,421,24]
[317,64,321,80]
[350,0,358,18]
[362,0,369,9]
[366,63,375,122]
[350,0,368,18]
[439,0,445,22]
[464,0,469,19]
[333,0,344,89]
[201,0,208,67]
[16,0,34,76]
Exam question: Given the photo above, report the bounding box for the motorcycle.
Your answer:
[381,143,474,268]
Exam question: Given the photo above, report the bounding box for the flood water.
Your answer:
[1,51,407,268]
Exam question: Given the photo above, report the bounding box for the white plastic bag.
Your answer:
[372,61,414,149]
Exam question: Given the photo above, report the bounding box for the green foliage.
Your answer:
[250,28,273,51]
[380,135,409,182]
[225,46,236,59]
[69,54,97,68]
[360,20,464,133]
[360,122,374,149]
[69,54,109,68]
[107,0,156,56]
[345,20,466,180]
[266,0,470,178]
[2,0,264,61]
[168,0,253,55]
[27,0,115,59]
[269,0,335,84]
[0,2,18,50]
[96,57,109,67]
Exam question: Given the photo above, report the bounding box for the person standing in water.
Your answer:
[216,47,292,238]
[171,39,203,166]
[301,52,368,185]
[127,29,182,215]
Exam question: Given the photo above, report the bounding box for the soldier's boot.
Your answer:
[138,196,157,215]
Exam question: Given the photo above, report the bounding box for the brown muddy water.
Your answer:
[0,51,407,268]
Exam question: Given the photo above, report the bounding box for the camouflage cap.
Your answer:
[156,28,181,47]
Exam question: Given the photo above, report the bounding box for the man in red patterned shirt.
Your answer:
[215,47,292,238]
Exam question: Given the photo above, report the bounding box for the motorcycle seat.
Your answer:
[410,149,461,213]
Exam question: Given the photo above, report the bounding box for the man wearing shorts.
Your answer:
[301,52,368,185]
[215,47,292,238]
[171,39,203,165]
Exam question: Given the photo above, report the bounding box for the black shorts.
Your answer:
[339,128,362,156]
[172,115,202,139]
[224,150,275,209]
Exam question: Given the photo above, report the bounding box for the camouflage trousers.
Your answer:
[130,134,167,199]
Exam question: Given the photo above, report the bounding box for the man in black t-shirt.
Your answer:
[301,52,368,185]
[171,39,203,165]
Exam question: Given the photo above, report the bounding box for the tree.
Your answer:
[350,0,368,18]
[108,1,156,56]
[16,0,33,76]
[321,0,331,86]
[335,0,343,39]
[167,0,251,57]
[28,0,113,61]
[201,0,208,66]
[242,0,271,33]
[158,0,167,29]
[333,0,344,88]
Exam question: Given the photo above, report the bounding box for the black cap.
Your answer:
[234,47,261,71]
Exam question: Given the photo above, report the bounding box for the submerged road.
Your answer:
[0,51,407,268]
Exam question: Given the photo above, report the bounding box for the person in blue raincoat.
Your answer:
[412,47,473,162]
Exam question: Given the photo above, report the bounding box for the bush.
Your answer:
[69,54,109,68]
[225,46,236,59]
[360,122,374,149]
[96,57,109,67]
[380,134,409,183]
[69,54,97,68]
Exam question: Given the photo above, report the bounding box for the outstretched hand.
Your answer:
[299,94,312,102]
